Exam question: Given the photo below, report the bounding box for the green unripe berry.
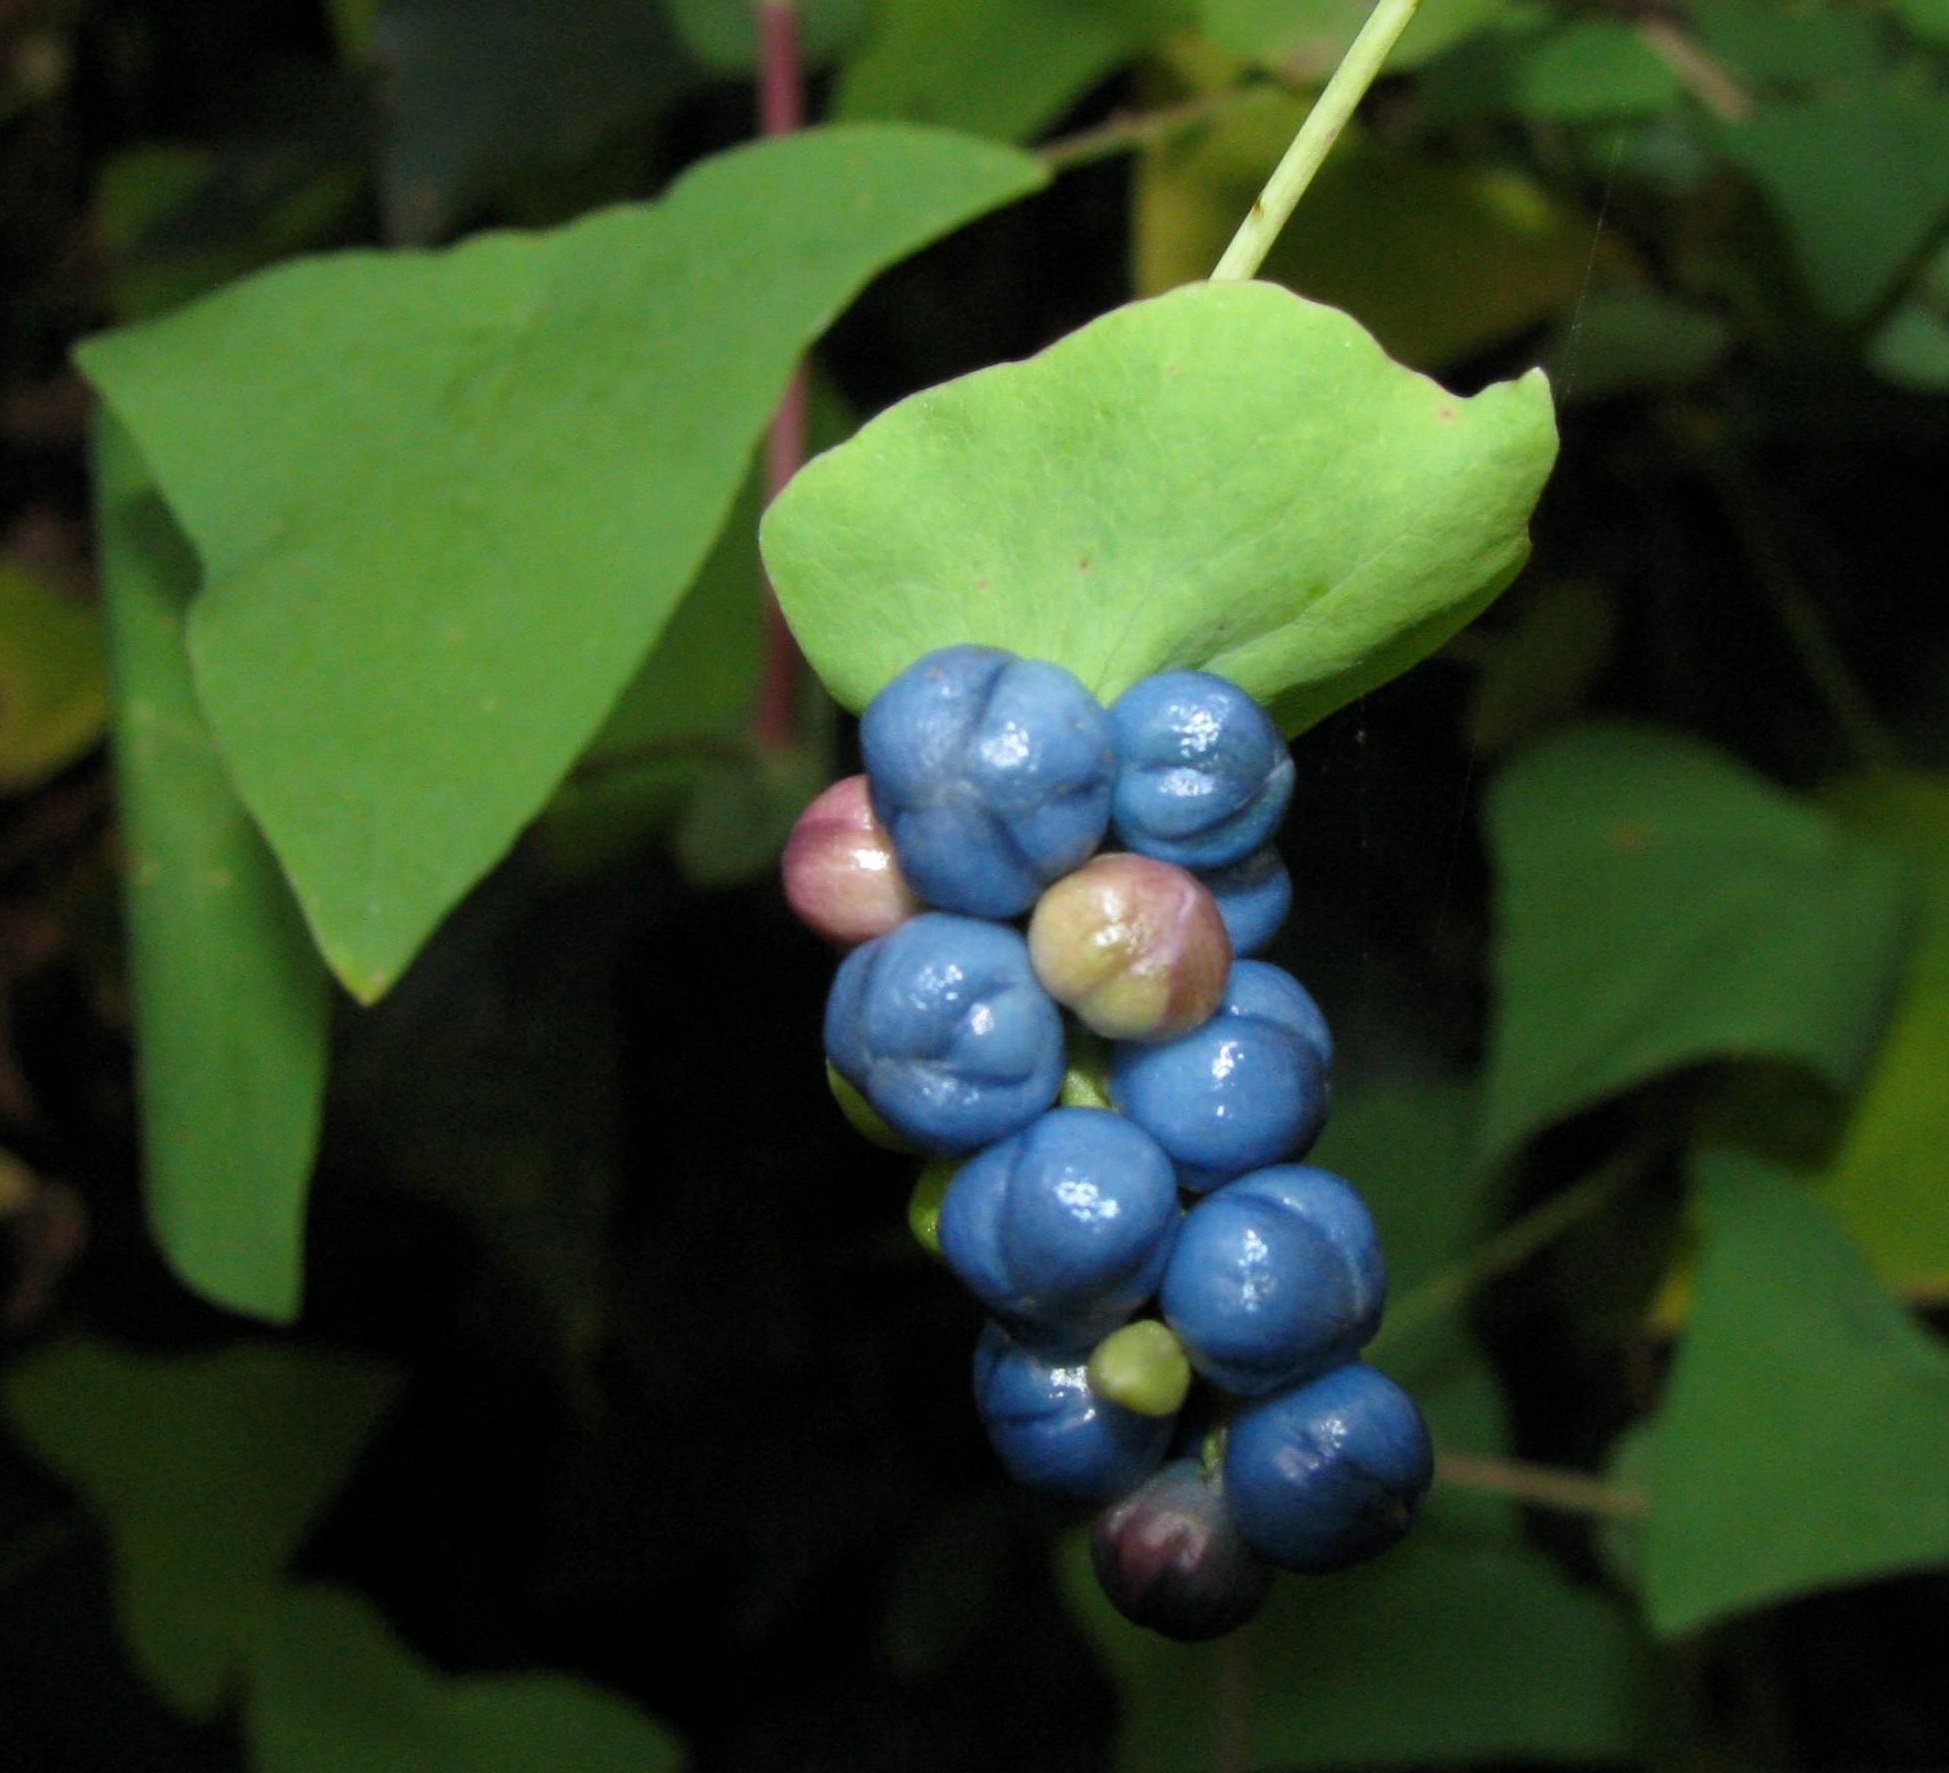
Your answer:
[826,1059,915,1152]
[908,1159,958,1255]
[1088,1319,1194,1418]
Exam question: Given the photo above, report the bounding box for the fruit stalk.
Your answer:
[1208,0,1425,283]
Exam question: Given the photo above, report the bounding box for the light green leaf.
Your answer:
[95,417,329,1323]
[1481,723,1911,1168]
[2,1339,401,1718]
[835,0,1169,141]
[79,127,1044,1002]
[762,279,1557,733]
[1196,0,1510,73]
[246,1586,683,1773]
[1817,771,1949,1295]
[1644,1150,1949,1636]
[1718,91,1949,325]
[0,559,108,791]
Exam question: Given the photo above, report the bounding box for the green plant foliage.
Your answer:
[1466,579,1617,756]
[1817,771,1949,1295]
[369,0,699,243]
[79,127,1043,1003]
[0,558,107,791]
[1069,1080,1661,1770]
[1134,95,1597,370]
[1717,91,1949,325]
[246,1585,683,1773]
[2,1338,401,1718]
[1547,289,1732,405]
[1644,1150,1949,1636]
[1868,243,1949,391]
[834,0,1170,141]
[1904,0,1949,46]
[95,418,330,1324]
[1422,16,1679,123]
[1691,0,1890,89]
[669,0,867,71]
[1480,723,1912,1168]
[1195,0,1509,74]
[762,279,1557,732]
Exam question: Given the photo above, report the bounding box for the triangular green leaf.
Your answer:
[1718,91,1949,325]
[78,126,1043,1001]
[96,416,330,1323]
[1481,723,1911,1168]
[1817,771,1949,1297]
[246,1586,683,1773]
[835,0,1167,141]
[762,279,1557,731]
[1645,1151,1949,1636]
[3,1339,401,1717]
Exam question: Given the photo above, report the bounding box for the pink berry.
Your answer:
[782,775,923,946]
[1027,854,1232,1041]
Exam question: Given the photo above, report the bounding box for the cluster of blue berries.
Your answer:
[783,645,1433,1641]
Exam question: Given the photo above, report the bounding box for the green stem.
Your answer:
[1209,0,1423,281]
[1438,1451,1646,1521]
[1375,1155,1634,1351]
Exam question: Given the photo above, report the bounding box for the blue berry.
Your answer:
[824,913,1064,1154]
[973,1321,1174,1501]
[1090,1457,1272,1641]
[1160,1166,1384,1395]
[1197,846,1291,957]
[1223,1364,1433,1573]
[1110,671,1294,870]
[862,645,1116,918]
[938,1108,1181,1347]
[1109,960,1332,1191]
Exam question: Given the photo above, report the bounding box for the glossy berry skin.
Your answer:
[1223,1363,1434,1573]
[824,914,1064,1154]
[861,645,1116,918]
[1091,1458,1273,1642]
[782,774,922,946]
[1109,960,1332,1192]
[1027,854,1232,1041]
[938,1108,1180,1348]
[973,1321,1174,1501]
[1197,846,1291,957]
[1110,671,1295,870]
[1160,1166,1385,1396]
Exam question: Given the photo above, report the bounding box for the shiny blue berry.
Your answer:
[1090,1457,1272,1641]
[1110,671,1294,870]
[824,913,1064,1154]
[973,1321,1174,1501]
[1160,1166,1384,1396]
[1197,846,1291,956]
[1109,960,1332,1191]
[862,645,1116,918]
[1223,1364,1434,1573]
[938,1108,1181,1348]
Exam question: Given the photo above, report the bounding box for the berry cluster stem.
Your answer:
[1208,0,1424,283]
[755,0,809,753]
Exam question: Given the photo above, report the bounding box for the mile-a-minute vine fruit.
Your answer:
[784,644,1433,1642]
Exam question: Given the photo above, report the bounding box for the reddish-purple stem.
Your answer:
[755,1,808,753]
